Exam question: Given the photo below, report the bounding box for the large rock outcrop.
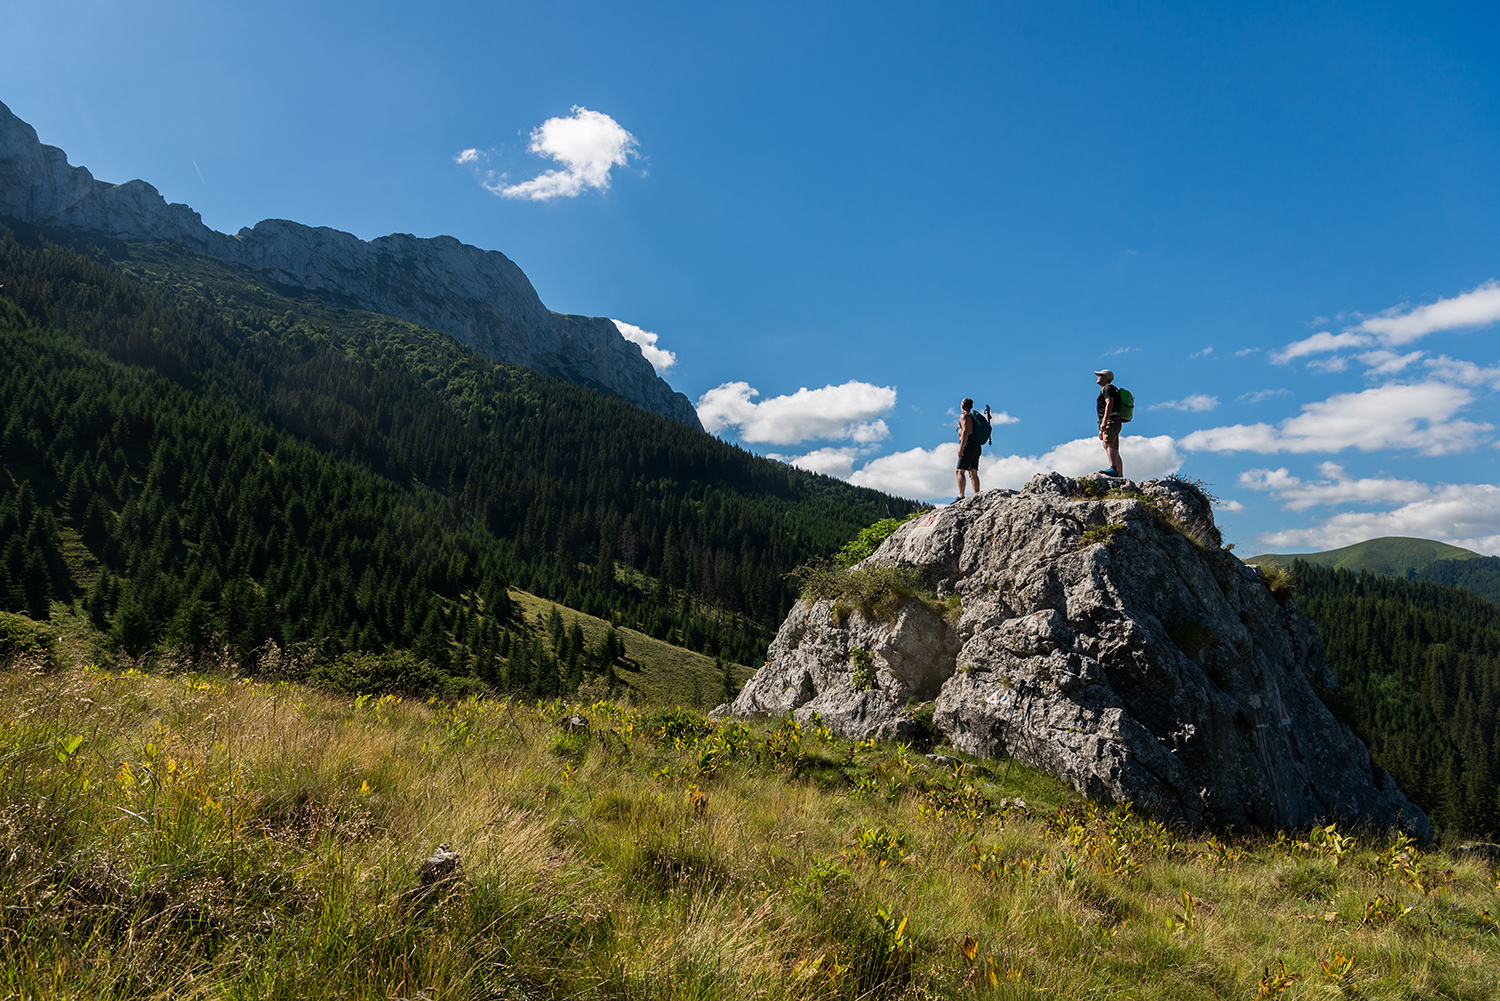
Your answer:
[724,474,1431,837]
[0,100,701,429]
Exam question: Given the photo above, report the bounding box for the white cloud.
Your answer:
[1238,463,1431,511]
[1256,482,1500,556]
[1356,350,1424,375]
[1150,394,1218,412]
[1349,279,1500,345]
[1272,280,1500,364]
[1306,356,1350,373]
[1238,388,1290,404]
[1235,348,1260,357]
[767,447,865,479]
[454,148,483,164]
[611,320,676,374]
[1104,346,1139,357]
[489,106,638,201]
[1215,499,1246,512]
[847,435,1183,501]
[696,380,896,445]
[1424,355,1500,389]
[1181,382,1492,456]
[1272,331,1368,364]
[1191,346,1214,359]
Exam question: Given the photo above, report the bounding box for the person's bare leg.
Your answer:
[1106,440,1123,477]
[967,470,981,495]
[956,469,966,498]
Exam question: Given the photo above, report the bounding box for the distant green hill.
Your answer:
[1249,537,1500,605]
[1249,536,1482,576]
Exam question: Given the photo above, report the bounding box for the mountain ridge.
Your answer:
[0,99,703,429]
[1248,536,1482,576]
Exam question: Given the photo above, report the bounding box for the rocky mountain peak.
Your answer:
[723,473,1431,837]
[0,100,701,429]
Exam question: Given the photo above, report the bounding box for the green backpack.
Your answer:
[1118,388,1134,423]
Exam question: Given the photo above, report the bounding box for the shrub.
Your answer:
[851,648,876,690]
[834,511,925,568]
[0,610,58,670]
[1079,523,1126,548]
[1257,561,1296,605]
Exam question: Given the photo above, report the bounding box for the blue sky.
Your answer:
[5,0,1499,554]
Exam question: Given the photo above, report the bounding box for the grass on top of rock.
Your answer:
[2,659,1497,1001]
[793,560,960,626]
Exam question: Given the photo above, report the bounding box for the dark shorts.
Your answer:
[957,442,981,471]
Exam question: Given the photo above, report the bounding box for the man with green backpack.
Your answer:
[1094,369,1133,478]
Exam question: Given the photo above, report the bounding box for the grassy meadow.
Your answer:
[1,654,1497,1000]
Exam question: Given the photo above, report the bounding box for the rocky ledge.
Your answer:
[720,473,1431,837]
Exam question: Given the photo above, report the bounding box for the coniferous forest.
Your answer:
[0,224,919,693]
[1295,561,1500,838]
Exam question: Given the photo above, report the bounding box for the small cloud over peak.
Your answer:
[486,106,639,202]
[611,320,676,374]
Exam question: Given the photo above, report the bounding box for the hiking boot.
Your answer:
[1098,468,1119,477]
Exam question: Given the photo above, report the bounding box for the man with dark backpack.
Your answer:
[956,398,991,499]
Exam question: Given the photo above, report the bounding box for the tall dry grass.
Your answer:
[0,658,1495,1000]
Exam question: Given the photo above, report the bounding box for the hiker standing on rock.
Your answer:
[956,398,984,499]
[1095,369,1124,478]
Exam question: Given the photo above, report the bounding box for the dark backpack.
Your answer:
[971,409,992,446]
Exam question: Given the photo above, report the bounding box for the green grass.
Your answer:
[1,658,1497,1000]
[506,587,753,708]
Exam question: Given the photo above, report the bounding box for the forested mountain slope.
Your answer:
[0,225,919,681]
[1295,562,1500,837]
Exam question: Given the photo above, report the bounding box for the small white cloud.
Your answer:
[1306,356,1351,373]
[1272,331,1369,365]
[1104,346,1139,357]
[611,320,676,374]
[771,447,866,479]
[1424,355,1500,389]
[1190,346,1214,359]
[454,148,483,164]
[1255,482,1500,555]
[1237,388,1291,404]
[1356,350,1425,375]
[1215,499,1246,512]
[696,380,897,445]
[488,106,638,201]
[1181,381,1491,456]
[1235,347,1260,357]
[1150,394,1219,413]
[846,435,1182,501]
[1238,463,1431,511]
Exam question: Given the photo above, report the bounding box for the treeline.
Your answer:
[1296,562,1500,838]
[0,226,915,679]
[1412,555,1500,606]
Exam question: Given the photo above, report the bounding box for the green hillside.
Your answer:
[0,223,918,697]
[1251,536,1483,576]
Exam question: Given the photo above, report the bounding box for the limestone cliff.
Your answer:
[724,473,1431,837]
[0,100,701,429]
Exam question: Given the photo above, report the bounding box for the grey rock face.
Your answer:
[726,473,1431,837]
[0,100,701,429]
